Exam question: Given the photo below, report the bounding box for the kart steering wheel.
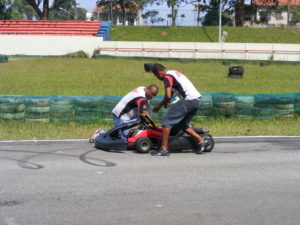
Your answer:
[139,113,156,128]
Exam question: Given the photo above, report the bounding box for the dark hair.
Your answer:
[147,84,158,92]
[151,63,166,74]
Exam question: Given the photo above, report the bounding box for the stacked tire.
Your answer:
[235,95,255,120]
[196,94,214,121]
[0,55,8,63]
[253,94,277,119]
[295,93,300,116]
[25,97,50,122]
[254,94,295,119]
[50,96,74,123]
[0,96,25,120]
[275,94,295,119]
[212,93,235,118]
[74,96,102,123]
[99,96,121,122]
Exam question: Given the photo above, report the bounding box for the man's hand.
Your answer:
[153,105,161,112]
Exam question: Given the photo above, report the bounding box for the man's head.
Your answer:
[152,63,167,81]
[145,84,158,100]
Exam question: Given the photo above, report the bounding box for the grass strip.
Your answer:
[0,117,299,140]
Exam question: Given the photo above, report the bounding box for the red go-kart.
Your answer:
[94,114,214,153]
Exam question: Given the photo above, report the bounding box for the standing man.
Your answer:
[151,63,207,156]
[112,84,158,135]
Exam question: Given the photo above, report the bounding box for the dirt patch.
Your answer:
[160,31,168,36]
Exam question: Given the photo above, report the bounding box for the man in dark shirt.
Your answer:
[151,63,207,156]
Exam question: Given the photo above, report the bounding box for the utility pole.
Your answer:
[218,0,222,42]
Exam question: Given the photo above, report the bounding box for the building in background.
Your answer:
[245,0,300,27]
[87,1,143,26]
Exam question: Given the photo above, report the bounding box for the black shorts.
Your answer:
[160,98,200,130]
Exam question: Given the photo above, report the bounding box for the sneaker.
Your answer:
[196,140,208,154]
[150,149,170,156]
[89,128,105,143]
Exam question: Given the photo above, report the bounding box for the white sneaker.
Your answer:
[89,128,105,143]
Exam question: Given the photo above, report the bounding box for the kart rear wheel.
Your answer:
[136,137,151,153]
[200,134,214,152]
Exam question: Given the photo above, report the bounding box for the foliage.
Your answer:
[290,6,300,25]
[49,0,86,20]
[11,0,36,19]
[142,10,165,25]
[0,0,12,19]
[259,10,269,23]
[202,0,232,26]
[23,0,84,20]
[0,0,86,20]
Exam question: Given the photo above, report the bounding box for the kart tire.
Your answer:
[200,134,214,152]
[136,137,151,153]
[194,127,209,134]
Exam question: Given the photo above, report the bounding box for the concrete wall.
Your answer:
[0,35,299,62]
[99,41,300,62]
[0,35,103,57]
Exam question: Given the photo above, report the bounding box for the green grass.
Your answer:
[1,58,300,95]
[0,57,299,139]
[0,117,299,140]
[110,26,300,44]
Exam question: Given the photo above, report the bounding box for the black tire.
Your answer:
[200,134,214,152]
[135,137,151,153]
[194,127,209,134]
[0,55,8,63]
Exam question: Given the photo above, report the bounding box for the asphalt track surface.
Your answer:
[0,136,300,225]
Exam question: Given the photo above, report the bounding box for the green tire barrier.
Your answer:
[0,93,299,123]
[0,55,8,63]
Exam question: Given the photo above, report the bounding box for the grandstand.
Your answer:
[0,20,111,39]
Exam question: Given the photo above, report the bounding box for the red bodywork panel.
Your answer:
[127,127,162,146]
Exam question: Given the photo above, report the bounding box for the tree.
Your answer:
[202,0,232,26]
[49,0,86,20]
[11,0,36,19]
[143,10,165,25]
[0,0,12,19]
[24,0,69,20]
[290,6,300,25]
[235,0,244,26]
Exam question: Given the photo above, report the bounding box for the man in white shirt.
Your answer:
[112,84,158,134]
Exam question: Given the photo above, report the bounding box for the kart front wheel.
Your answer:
[136,137,151,153]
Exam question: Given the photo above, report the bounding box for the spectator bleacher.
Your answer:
[96,21,111,40]
[0,20,103,37]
